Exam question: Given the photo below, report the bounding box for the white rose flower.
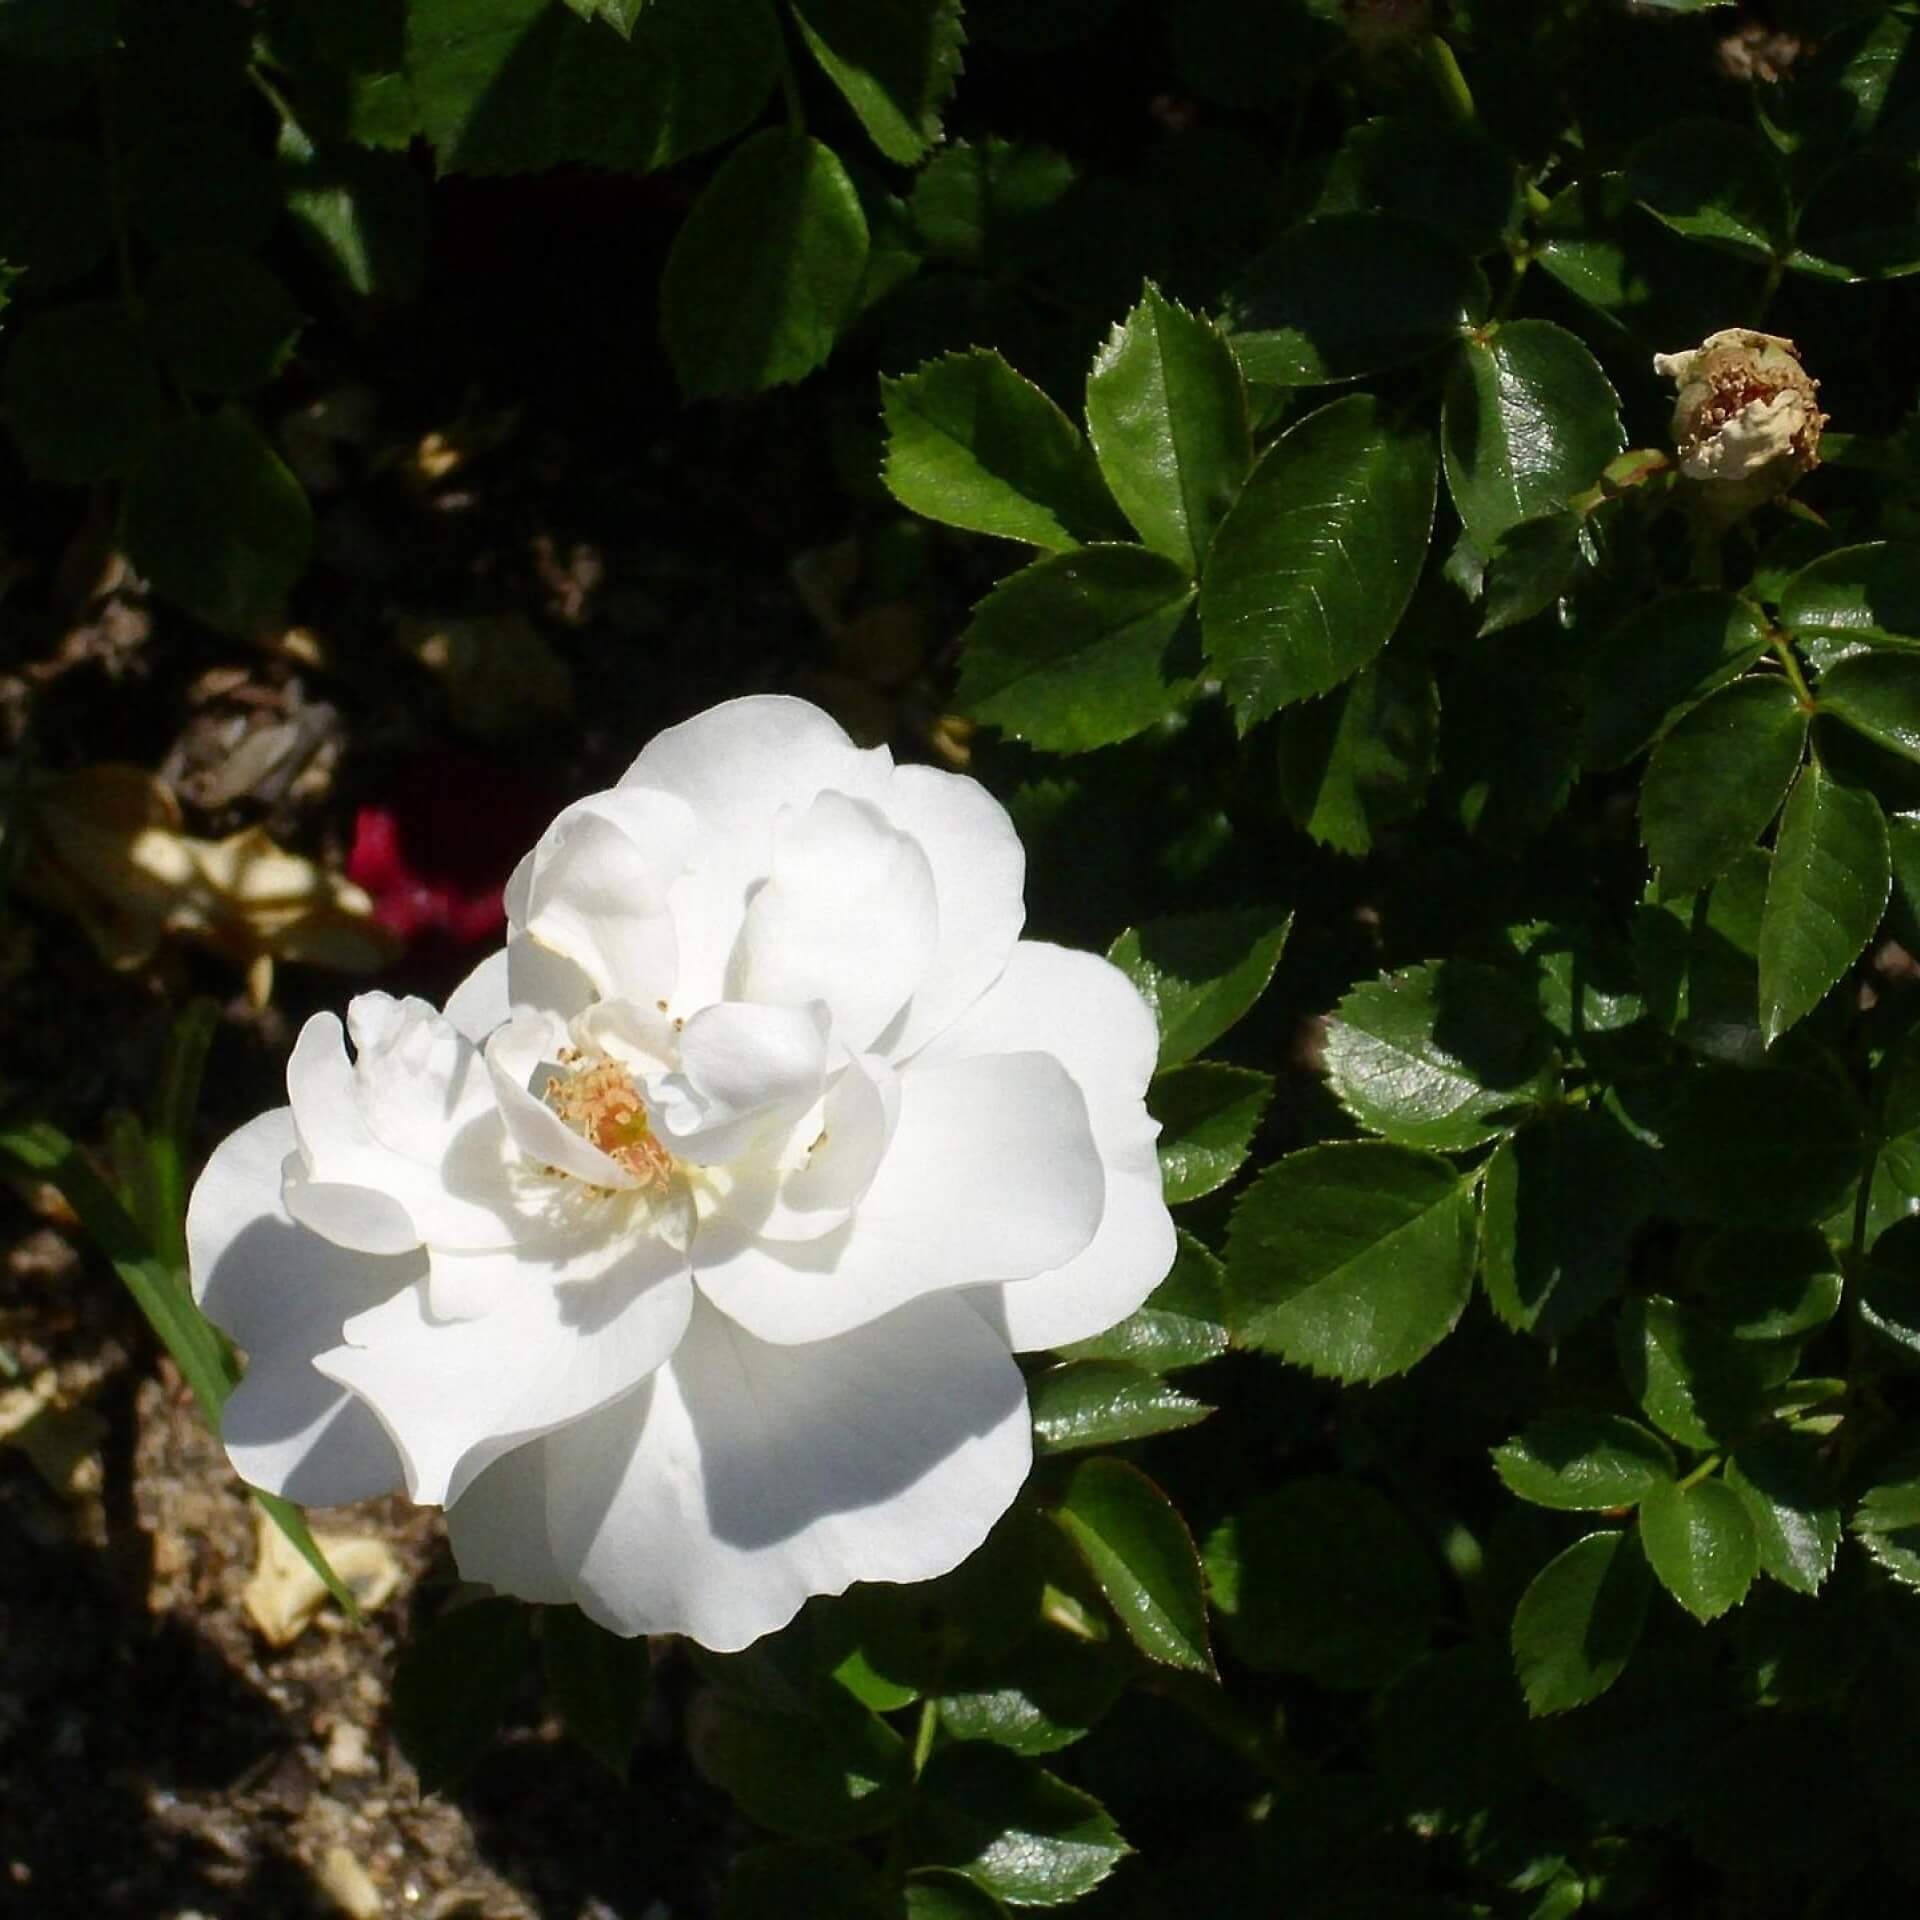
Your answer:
[187,696,1176,1650]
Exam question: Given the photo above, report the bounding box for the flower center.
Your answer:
[545,1051,674,1188]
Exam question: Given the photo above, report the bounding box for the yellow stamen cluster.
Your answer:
[545,1051,674,1188]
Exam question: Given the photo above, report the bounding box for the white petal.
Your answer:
[505,932,598,1023]
[485,1011,647,1190]
[187,1109,411,1505]
[693,1051,1103,1343]
[521,787,694,1003]
[445,948,510,1043]
[879,763,1026,1060]
[527,1294,1030,1647]
[649,1000,829,1164]
[923,943,1175,1351]
[730,791,938,1053]
[316,1224,695,1506]
[445,1436,576,1604]
[621,697,893,1012]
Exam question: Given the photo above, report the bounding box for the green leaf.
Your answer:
[1629,118,1790,261]
[697,1682,910,1842]
[0,135,109,288]
[911,1744,1129,1907]
[663,129,868,397]
[1758,759,1890,1043]
[1106,907,1291,1068]
[145,248,306,397]
[391,1597,535,1791]
[1691,1228,1844,1342]
[1819,650,1920,765]
[790,0,964,165]
[1480,1104,1657,1339]
[1860,1216,1920,1355]
[540,1606,649,1780]
[1030,1360,1212,1454]
[1478,509,1587,637]
[1442,319,1624,553]
[1726,1427,1841,1596]
[1617,1294,1785,1450]
[1222,212,1484,385]
[1201,392,1437,726]
[2,300,166,484]
[881,349,1121,550]
[1638,1477,1759,1622]
[1494,1414,1676,1512]
[935,1639,1127,1757]
[1051,1456,1212,1673]
[1315,113,1518,259]
[1511,1530,1651,1716]
[1058,1231,1228,1372]
[1204,1476,1442,1688]
[906,1872,1013,1919]
[906,135,1075,270]
[123,411,314,634]
[125,125,279,256]
[561,0,647,32]
[1227,1142,1476,1383]
[1580,590,1772,770]
[1664,1064,1865,1227]
[1324,960,1556,1152]
[1149,1061,1272,1204]
[1083,283,1251,576]
[1276,648,1440,856]
[719,1845,898,1920]
[954,546,1197,752]
[407,0,777,176]
[279,120,428,302]
[1639,676,1808,900]
[0,0,115,57]
[1779,542,1920,649]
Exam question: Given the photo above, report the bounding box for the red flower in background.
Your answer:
[348,755,556,948]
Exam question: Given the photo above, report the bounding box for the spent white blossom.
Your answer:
[188,697,1176,1649]
[1652,327,1825,496]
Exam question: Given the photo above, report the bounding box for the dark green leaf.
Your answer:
[1511,1530,1651,1716]
[279,121,428,302]
[1629,119,1790,260]
[407,0,777,176]
[906,1872,1012,1919]
[1478,510,1587,637]
[1639,676,1808,899]
[1205,1476,1442,1688]
[145,248,306,397]
[935,1639,1127,1757]
[1222,213,1484,386]
[1051,1456,1212,1673]
[1057,1231,1228,1372]
[1227,1142,1476,1382]
[1638,1477,1759,1622]
[1758,760,1889,1042]
[0,0,114,56]
[881,349,1121,550]
[1315,113,1518,259]
[1201,392,1437,725]
[1860,1216,1920,1354]
[1106,907,1291,1068]
[1030,1360,1212,1453]
[1691,1228,1843,1342]
[125,125,278,256]
[540,1606,649,1780]
[719,1845,898,1920]
[911,1744,1129,1907]
[1819,650,1920,764]
[1442,319,1624,553]
[955,546,1197,752]
[1148,1061,1272,1204]
[697,1683,910,1842]
[1276,648,1440,855]
[906,136,1075,270]
[1664,1064,1865,1227]
[1325,960,1556,1152]
[1581,590,1772,770]
[1726,1427,1842,1596]
[391,1597,534,1791]
[1617,1294,1787,1449]
[124,411,314,633]
[1494,1413,1676,1512]
[1779,542,1920,648]
[3,300,165,484]
[1480,1106,1658,1338]
[791,0,964,164]
[663,130,868,397]
[0,135,109,288]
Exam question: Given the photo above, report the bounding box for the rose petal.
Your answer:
[729,791,939,1053]
[316,1223,694,1506]
[456,1293,1029,1647]
[485,1010,647,1190]
[920,942,1175,1351]
[693,1050,1103,1343]
[878,762,1026,1060]
[444,1436,575,1604]
[649,999,829,1165]
[444,948,510,1044]
[187,1110,411,1506]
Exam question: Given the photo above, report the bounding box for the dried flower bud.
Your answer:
[1652,329,1825,506]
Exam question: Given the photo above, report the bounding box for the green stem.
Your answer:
[910,1695,938,1779]
[1678,1454,1721,1492]
[772,20,807,133]
[1771,635,1816,710]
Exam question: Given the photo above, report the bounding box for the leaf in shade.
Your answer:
[1638,1477,1759,1623]
[1057,1231,1229,1372]
[1107,908,1291,1067]
[1029,1360,1212,1453]
[1494,1413,1676,1512]
[1511,1530,1651,1716]
[1779,542,1920,649]
[1149,1061,1273,1204]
